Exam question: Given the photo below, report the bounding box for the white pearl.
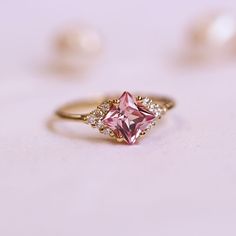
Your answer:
[50,24,103,75]
[55,25,102,57]
[190,12,236,48]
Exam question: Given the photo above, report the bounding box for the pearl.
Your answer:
[179,12,236,65]
[50,24,103,75]
[190,12,236,48]
[55,25,102,57]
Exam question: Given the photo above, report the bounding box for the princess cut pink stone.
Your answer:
[102,91,156,144]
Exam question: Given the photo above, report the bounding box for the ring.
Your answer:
[55,91,175,144]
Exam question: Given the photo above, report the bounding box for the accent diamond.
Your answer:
[99,102,110,113]
[142,97,151,106]
[87,115,96,125]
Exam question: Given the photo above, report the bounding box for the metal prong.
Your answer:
[116,137,124,142]
[140,131,146,136]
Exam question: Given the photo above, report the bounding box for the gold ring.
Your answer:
[55,91,175,144]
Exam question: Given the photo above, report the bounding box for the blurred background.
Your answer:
[1,0,236,100]
[1,0,236,236]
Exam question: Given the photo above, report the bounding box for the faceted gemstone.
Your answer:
[102,91,156,144]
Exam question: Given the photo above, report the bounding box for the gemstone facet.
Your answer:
[102,92,156,144]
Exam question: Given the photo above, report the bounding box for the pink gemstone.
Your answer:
[102,91,156,144]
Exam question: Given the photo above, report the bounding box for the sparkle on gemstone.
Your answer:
[101,91,156,144]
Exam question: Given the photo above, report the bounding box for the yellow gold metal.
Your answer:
[99,127,105,133]
[116,137,124,142]
[91,124,96,128]
[109,132,115,138]
[112,99,120,104]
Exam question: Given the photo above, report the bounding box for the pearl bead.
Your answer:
[190,12,236,48]
[55,25,102,57]
[50,24,103,75]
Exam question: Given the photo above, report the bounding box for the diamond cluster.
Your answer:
[86,92,166,144]
[140,97,166,119]
[86,101,114,137]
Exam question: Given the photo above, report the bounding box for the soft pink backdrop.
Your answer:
[0,0,236,235]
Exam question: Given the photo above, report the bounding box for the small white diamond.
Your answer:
[87,115,96,125]
[146,123,152,131]
[149,103,156,111]
[142,97,151,106]
[95,109,103,118]
[103,128,111,135]
[151,120,157,126]
[100,103,110,112]
[96,120,104,129]
[150,104,163,117]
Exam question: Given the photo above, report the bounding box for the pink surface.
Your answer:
[0,1,236,236]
